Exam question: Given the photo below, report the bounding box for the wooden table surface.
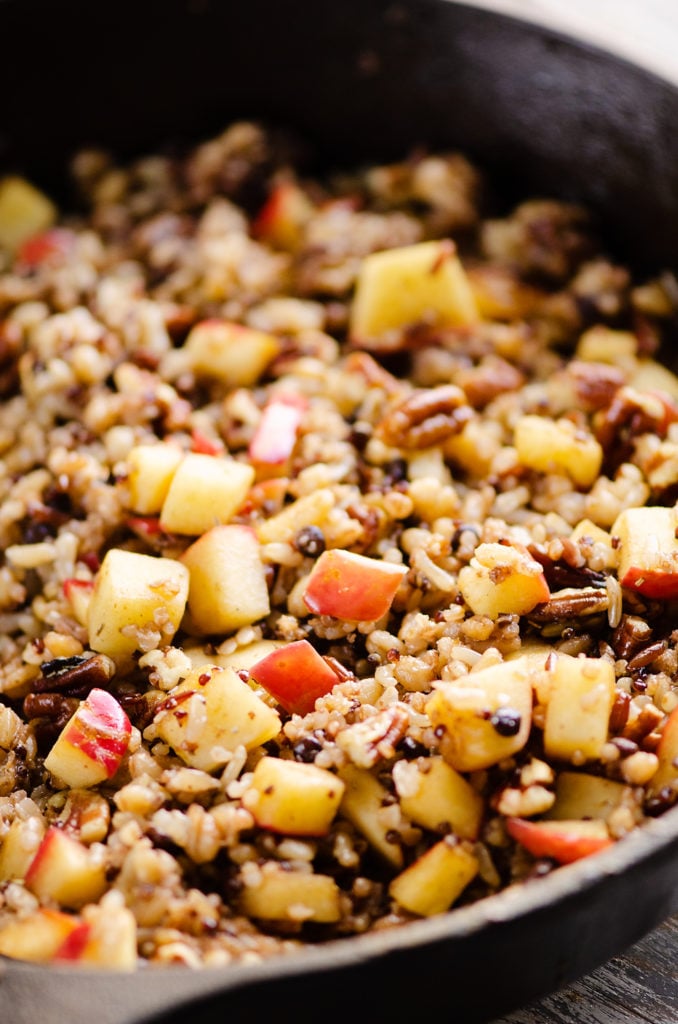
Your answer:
[493,916,678,1023]
[463,9,678,1024]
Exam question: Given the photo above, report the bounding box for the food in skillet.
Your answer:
[0,121,677,968]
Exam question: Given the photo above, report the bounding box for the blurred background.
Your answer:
[469,0,678,84]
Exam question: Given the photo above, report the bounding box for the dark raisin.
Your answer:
[294,525,326,557]
[398,736,428,759]
[292,737,323,763]
[349,426,371,452]
[22,520,56,543]
[611,736,639,756]
[490,707,522,737]
[383,458,408,484]
[645,788,676,816]
[41,655,88,678]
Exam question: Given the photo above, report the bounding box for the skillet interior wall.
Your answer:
[1,0,678,275]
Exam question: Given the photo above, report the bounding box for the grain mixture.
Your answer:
[0,120,677,969]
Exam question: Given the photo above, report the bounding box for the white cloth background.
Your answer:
[462,0,678,84]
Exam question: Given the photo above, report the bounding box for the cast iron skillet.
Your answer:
[1,1,678,1022]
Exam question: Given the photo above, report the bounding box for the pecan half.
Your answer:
[454,356,525,409]
[32,653,115,696]
[595,386,673,469]
[376,384,472,449]
[528,586,609,624]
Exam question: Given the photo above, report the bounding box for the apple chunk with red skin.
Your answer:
[248,639,339,715]
[53,896,138,968]
[506,817,613,865]
[612,505,678,599]
[25,827,107,909]
[647,705,678,799]
[183,319,280,387]
[16,227,75,268]
[0,909,84,963]
[248,393,307,476]
[44,687,132,789]
[303,549,408,622]
[63,578,94,627]
[252,181,316,250]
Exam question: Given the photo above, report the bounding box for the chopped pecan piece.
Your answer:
[336,704,410,768]
[377,384,472,449]
[564,359,626,412]
[454,356,525,409]
[611,615,654,660]
[621,703,664,744]
[595,386,674,469]
[32,653,115,696]
[528,586,609,624]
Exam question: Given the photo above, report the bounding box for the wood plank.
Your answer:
[493,915,678,1024]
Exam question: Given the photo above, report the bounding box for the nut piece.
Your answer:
[377,384,473,449]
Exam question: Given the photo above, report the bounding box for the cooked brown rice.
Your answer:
[0,120,677,969]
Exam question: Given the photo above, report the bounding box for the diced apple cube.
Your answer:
[185,639,284,674]
[238,863,341,923]
[16,226,75,268]
[338,764,404,868]
[570,518,619,570]
[44,688,132,789]
[254,488,335,546]
[631,357,678,401]
[575,326,638,370]
[350,240,479,346]
[0,817,45,882]
[247,639,339,715]
[153,664,281,773]
[514,414,603,488]
[0,176,57,253]
[389,838,479,917]
[159,453,254,535]
[57,789,111,844]
[237,476,289,519]
[252,181,316,250]
[25,827,107,909]
[425,658,533,772]
[241,756,345,836]
[303,548,408,622]
[0,909,83,963]
[126,442,183,515]
[612,505,678,599]
[443,418,499,478]
[181,524,270,635]
[88,549,189,664]
[248,393,307,477]
[394,755,484,840]
[64,895,138,969]
[184,319,280,386]
[458,541,550,618]
[466,263,544,320]
[546,771,629,821]
[506,816,613,864]
[63,578,94,627]
[542,653,616,763]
